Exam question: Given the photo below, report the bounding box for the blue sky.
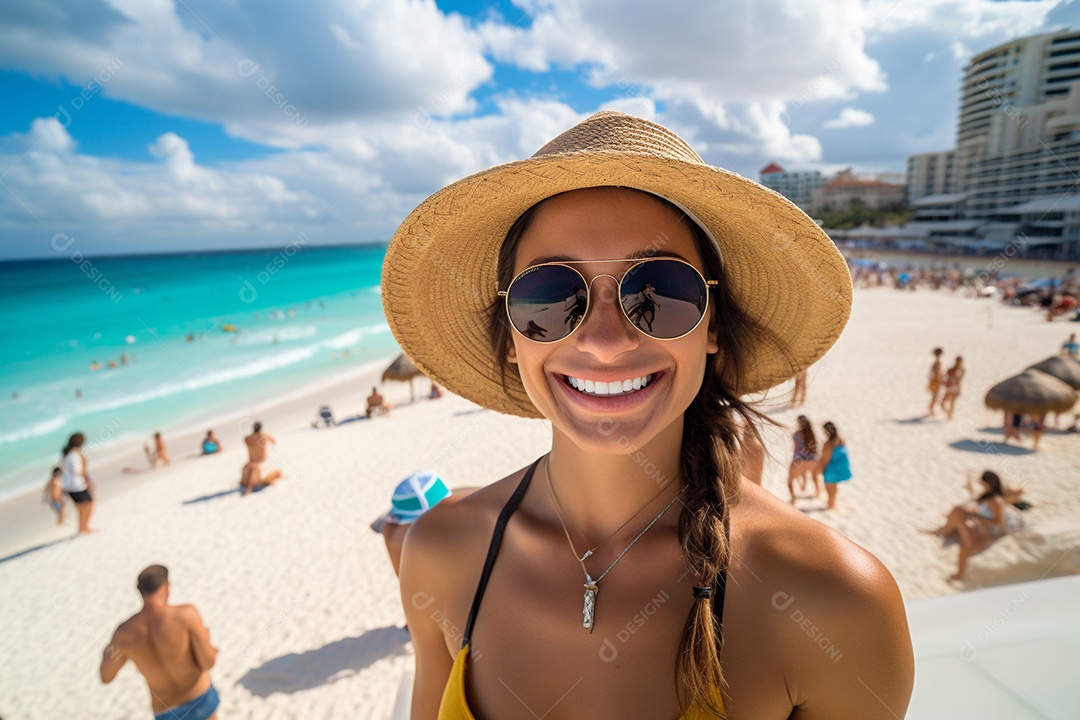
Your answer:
[1,0,1077,259]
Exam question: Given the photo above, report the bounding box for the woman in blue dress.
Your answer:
[819,421,851,510]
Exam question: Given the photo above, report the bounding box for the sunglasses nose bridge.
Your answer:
[586,273,622,308]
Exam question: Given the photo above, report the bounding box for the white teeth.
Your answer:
[566,374,654,397]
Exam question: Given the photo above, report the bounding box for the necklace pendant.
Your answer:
[582,583,598,632]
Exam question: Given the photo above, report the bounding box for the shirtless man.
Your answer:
[100,565,219,720]
[366,386,392,417]
[242,421,282,495]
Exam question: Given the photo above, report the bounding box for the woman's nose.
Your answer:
[574,275,640,361]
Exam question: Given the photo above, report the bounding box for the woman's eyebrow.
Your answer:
[523,250,693,265]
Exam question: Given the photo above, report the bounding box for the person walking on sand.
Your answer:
[820,421,852,510]
[787,415,821,502]
[241,421,282,495]
[60,433,96,533]
[941,356,965,420]
[100,565,220,720]
[385,112,912,718]
[43,466,65,525]
[926,347,944,416]
[144,432,170,468]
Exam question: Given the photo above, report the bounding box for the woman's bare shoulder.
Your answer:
[730,482,913,716]
[733,482,901,606]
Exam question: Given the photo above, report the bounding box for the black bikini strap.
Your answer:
[461,457,542,649]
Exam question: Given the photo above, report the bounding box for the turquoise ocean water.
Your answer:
[0,244,399,497]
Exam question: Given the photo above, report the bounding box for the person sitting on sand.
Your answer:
[820,421,852,510]
[365,386,392,417]
[61,433,96,533]
[926,347,944,416]
[241,422,281,495]
[100,565,220,720]
[927,471,1022,581]
[43,466,65,525]
[787,415,820,503]
[941,355,964,420]
[200,430,221,455]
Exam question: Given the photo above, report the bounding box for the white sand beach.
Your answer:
[1,286,1077,719]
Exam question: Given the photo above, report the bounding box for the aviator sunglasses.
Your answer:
[498,257,717,343]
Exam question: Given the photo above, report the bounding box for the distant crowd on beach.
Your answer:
[849,260,1080,322]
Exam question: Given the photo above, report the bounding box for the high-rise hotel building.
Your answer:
[904,29,1080,254]
[959,30,1080,216]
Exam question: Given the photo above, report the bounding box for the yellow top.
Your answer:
[438,644,726,719]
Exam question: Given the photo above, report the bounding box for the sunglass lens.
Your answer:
[506,265,587,342]
[621,260,708,338]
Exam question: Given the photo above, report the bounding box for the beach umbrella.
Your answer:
[382,352,425,401]
[1027,355,1080,390]
[984,369,1077,416]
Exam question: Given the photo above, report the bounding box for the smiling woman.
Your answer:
[382,111,914,720]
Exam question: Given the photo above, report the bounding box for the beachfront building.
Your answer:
[890,29,1080,257]
[759,162,823,210]
[810,169,906,215]
[906,150,958,204]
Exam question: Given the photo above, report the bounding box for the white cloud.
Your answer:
[864,0,1061,39]
[824,107,876,129]
[0,0,493,149]
[482,0,887,102]
[0,100,585,257]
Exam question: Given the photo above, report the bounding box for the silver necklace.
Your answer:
[545,458,684,633]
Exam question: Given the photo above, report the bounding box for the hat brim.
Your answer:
[382,150,852,418]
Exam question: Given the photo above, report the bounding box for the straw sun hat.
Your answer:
[382,111,852,418]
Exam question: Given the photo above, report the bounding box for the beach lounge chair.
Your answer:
[317,405,335,427]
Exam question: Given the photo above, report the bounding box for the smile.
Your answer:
[565,373,655,396]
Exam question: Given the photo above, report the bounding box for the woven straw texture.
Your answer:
[382,111,852,418]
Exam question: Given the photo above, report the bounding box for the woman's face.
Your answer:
[507,188,718,453]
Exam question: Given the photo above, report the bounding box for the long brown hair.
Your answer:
[796,415,817,455]
[488,187,786,715]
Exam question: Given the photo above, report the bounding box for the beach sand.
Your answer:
[1,286,1077,718]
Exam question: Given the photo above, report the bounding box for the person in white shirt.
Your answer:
[60,432,96,533]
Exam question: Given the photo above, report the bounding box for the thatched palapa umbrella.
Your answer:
[382,352,426,402]
[984,369,1077,416]
[1027,355,1080,390]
